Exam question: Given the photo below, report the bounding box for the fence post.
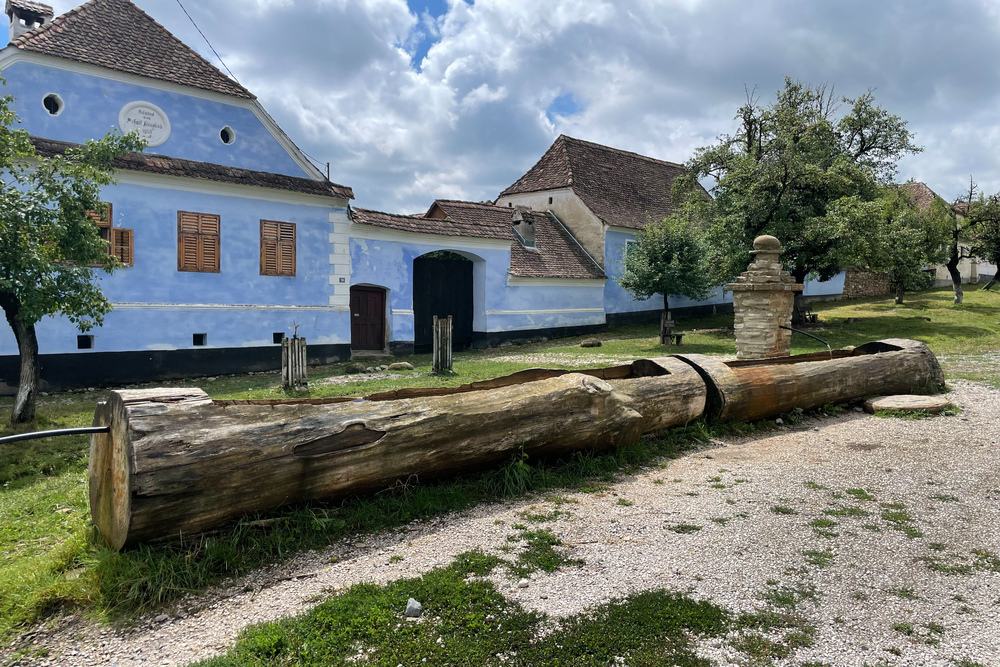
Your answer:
[432,315,453,373]
[282,336,308,389]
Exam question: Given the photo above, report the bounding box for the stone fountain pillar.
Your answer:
[725,236,804,360]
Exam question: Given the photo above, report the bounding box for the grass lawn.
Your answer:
[0,286,996,645]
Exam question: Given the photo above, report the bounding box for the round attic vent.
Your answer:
[42,93,64,116]
[220,126,235,145]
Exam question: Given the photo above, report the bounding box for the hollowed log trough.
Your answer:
[89,339,943,549]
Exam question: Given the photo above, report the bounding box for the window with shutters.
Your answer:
[177,211,221,273]
[260,220,296,277]
[86,203,133,266]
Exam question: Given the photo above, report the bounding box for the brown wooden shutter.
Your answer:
[260,220,295,276]
[87,203,112,228]
[178,212,220,272]
[112,228,133,266]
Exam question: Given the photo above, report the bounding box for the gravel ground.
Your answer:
[5,380,999,667]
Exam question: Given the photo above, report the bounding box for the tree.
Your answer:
[0,91,143,424]
[677,77,921,322]
[966,188,1000,291]
[832,186,950,304]
[616,214,714,342]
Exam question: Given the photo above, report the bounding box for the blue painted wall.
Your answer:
[803,271,846,296]
[2,60,310,177]
[603,229,732,314]
[0,182,350,355]
[350,235,605,343]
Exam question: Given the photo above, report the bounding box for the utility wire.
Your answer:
[173,0,241,85]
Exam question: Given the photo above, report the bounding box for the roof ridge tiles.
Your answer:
[30,136,353,199]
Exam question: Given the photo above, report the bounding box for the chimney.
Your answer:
[6,0,53,42]
[511,208,536,249]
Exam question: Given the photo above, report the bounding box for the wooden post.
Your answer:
[432,315,453,373]
[282,336,308,389]
[659,311,673,345]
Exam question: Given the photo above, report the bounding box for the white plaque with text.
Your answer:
[118,101,171,147]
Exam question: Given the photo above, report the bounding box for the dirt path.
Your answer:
[6,381,999,667]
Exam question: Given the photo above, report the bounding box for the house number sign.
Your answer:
[118,101,171,147]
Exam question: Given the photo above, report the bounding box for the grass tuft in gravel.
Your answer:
[194,551,736,667]
[771,505,797,515]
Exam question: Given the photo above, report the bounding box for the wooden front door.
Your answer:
[413,256,473,353]
[350,286,386,350]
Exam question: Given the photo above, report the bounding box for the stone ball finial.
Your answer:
[751,235,782,254]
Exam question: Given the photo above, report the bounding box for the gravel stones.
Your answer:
[9,380,999,667]
[580,338,603,348]
[864,394,954,413]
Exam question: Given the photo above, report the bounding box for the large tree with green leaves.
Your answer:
[831,186,951,304]
[0,92,143,424]
[966,187,1000,291]
[676,77,921,321]
[616,214,714,339]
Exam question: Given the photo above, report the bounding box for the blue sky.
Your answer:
[34,0,1000,214]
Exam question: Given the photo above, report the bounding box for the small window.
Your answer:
[624,239,638,258]
[192,333,207,346]
[508,202,512,207]
[77,335,94,350]
[260,220,296,277]
[178,211,221,273]
[548,197,553,205]
[42,93,63,116]
[273,332,284,344]
[220,126,235,144]
[86,204,133,266]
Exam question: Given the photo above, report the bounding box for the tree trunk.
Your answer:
[674,338,944,424]
[791,269,808,325]
[1,297,39,424]
[90,357,706,549]
[659,296,670,345]
[947,233,963,304]
[894,284,905,305]
[982,277,997,291]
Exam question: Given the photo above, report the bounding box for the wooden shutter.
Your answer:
[178,212,221,273]
[112,228,133,266]
[87,203,112,228]
[260,220,295,277]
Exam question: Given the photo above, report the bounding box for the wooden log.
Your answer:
[674,338,945,423]
[89,357,706,549]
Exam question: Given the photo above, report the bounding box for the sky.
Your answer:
[28,0,1000,213]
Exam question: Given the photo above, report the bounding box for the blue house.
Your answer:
[350,200,606,354]
[0,0,355,392]
[496,135,844,322]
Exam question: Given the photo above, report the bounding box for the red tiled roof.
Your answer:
[898,182,940,212]
[352,200,605,280]
[500,135,695,230]
[31,136,354,200]
[12,0,254,100]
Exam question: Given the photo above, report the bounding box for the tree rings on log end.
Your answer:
[864,395,954,414]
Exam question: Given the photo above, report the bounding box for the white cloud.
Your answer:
[37,0,1000,207]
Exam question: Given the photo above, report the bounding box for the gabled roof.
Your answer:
[898,182,940,212]
[500,135,694,230]
[32,137,354,200]
[352,200,605,280]
[11,0,254,100]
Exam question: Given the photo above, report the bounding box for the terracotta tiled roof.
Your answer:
[31,136,354,200]
[352,201,605,280]
[7,0,53,15]
[12,0,254,100]
[500,135,695,230]
[898,182,940,212]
